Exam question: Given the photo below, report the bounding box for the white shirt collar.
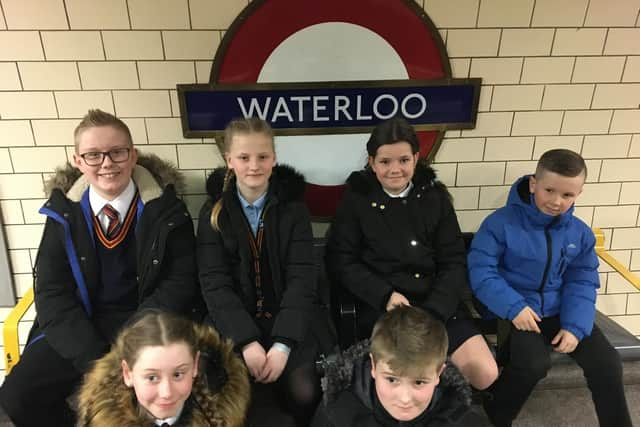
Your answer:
[89,179,136,218]
[384,181,413,198]
[154,403,184,426]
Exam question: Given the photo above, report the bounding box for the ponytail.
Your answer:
[210,168,234,232]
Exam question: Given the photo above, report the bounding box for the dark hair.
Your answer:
[366,117,420,158]
[370,306,447,377]
[535,149,587,180]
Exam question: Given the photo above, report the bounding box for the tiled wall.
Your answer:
[0,0,639,382]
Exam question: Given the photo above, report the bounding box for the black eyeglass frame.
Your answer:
[79,147,131,166]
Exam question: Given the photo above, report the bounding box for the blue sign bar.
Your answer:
[177,79,480,136]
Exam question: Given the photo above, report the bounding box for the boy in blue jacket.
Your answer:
[468,149,631,427]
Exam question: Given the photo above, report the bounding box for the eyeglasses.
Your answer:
[79,148,131,166]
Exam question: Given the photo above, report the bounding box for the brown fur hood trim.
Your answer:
[44,153,185,202]
[77,324,250,427]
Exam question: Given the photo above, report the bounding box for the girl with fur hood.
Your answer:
[197,117,331,426]
[77,310,250,426]
[326,117,497,392]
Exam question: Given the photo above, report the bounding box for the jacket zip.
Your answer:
[538,216,560,315]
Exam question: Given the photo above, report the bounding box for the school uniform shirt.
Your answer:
[326,163,468,322]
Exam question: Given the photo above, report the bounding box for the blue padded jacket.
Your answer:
[468,175,599,341]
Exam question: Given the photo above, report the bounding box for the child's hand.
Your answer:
[259,346,290,383]
[242,341,267,379]
[512,306,541,333]
[386,291,410,311]
[551,329,578,353]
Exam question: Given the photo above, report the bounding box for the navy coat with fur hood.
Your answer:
[311,341,484,427]
[197,164,320,349]
[32,154,198,372]
[326,163,468,325]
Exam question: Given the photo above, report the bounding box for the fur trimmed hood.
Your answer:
[77,324,250,427]
[205,164,306,203]
[346,161,448,198]
[44,153,185,203]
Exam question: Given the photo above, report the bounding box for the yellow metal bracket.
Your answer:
[3,287,34,374]
[593,227,640,292]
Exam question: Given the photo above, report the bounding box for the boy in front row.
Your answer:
[468,149,632,427]
[0,110,199,426]
[311,305,485,426]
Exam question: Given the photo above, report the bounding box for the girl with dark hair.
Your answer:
[77,310,250,426]
[326,117,498,391]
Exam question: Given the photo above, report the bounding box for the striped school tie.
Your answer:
[102,204,121,239]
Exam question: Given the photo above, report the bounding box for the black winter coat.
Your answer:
[32,154,198,372]
[326,163,467,323]
[311,341,484,427]
[197,164,319,348]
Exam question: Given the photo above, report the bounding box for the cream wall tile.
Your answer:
[31,119,76,146]
[113,91,171,117]
[573,206,593,225]
[610,110,640,134]
[541,84,594,110]
[4,224,43,249]
[0,5,5,29]
[21,199,47,224]
[611,227,640,249]
[162,31,219,60]
[439,29,448,45]
[605,29,640,55]
[14,273,34,297]
[561,110,612,135]
[576,183,621,206]
[621,183,640,204]
[631,135,640,157]
[66,0,129,29]
[446,30,500,58]
[0,32,44,61]
[190,0,247,29]
[2,0,67,29]
[0,121,34,147]
[138,61,195,89]
[169,90,181,117]
[177,144,224,169]
[128,0,189,29]
[592,84,640,109]
[499,29,554,57]
[601,159,640,182]
[531,0,589,27]
[102,31,163,60]
[0,63,20,90]
[469,58,522,84]
[478,86,492,112]
[521,57,574,84]
[478,0,534,27]
[594,206,639,228]
[0,92,57,119]
[533,136,583,158]
[479,185,509,209]
[552,28,606,56]
[457,162,505,186]
[606,274,640,293]
[430,163,457,187]
[9,250,31,274]
[448,187,479,210]
[596,294,628,316]
[632,251,640,271]
[0,175,44,199]
[433,138,485,162]
[18,62,80,91]
[0,200,23,225]
[0,149,12,172]
[457,210,492,232]
[423,0,479,28]
[504,161,536,183]
[78,62,138,90]
[582,135,631,159]
[195,61,213,83]
[484,137,534,161]
[461,112,512,137]
[491,85,543,111]
[512,111,563,136]
[623,57,640,83]
[182,194,207,219]
[55,91,114,118]
[10,147,67,173]
[584,159,601,183]
[146,118,191,144]
[180,170,206,195]
[572,57,625,83]
[136,145,178,165]
[121,118,147,145]
[41,31,104,61]
[585,0,640,26]
[598,250,631,273]
[627,294,640,314]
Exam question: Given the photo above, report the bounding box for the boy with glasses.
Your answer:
[0,109,199,426]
